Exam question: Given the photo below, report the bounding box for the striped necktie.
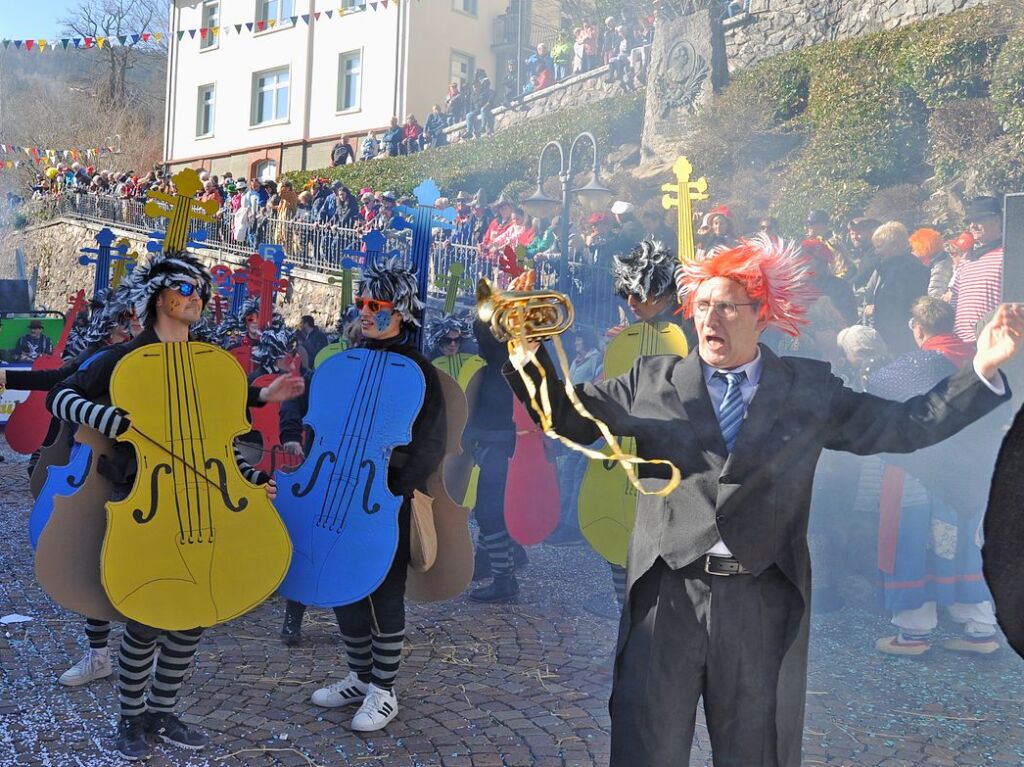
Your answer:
[714,371,747,454]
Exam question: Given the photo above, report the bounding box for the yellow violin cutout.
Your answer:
[661,156,709,264]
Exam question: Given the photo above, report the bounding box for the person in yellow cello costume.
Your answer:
[46,251,303,761]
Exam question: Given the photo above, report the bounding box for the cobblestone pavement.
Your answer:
[1,442,1022,767]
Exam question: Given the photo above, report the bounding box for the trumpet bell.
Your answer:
[475,278,575,343]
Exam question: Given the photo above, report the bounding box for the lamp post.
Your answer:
[521,131,614,294]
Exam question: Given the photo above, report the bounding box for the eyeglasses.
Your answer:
[693,300,758,319]
[172,282,208,300]
[354,297,395,313]
[443,337,461,345]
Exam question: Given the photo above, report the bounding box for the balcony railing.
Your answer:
[30,193,622,330]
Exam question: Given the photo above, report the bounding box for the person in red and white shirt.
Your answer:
[951,196,1004,342]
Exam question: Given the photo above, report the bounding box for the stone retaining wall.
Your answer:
[723,0,993,71]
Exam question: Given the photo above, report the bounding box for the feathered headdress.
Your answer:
[679,235,817,337]
[251,324,296,374]
[189,315,218,344]
[359,255,423,327]
[80,281,135,349]
[426,314,472,351]
[239,296,260,321]
[612,240,679,303]
[128,251,212,327]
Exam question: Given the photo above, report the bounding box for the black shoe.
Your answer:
[281,602,304,647]
[472,545,491,581]
[115,716,151,761]
[513,543,529,569]
[142,712,208,750]
[468,574,519,603]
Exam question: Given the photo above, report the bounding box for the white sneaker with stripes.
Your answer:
[311,671,368,708]
[351,683,398,732]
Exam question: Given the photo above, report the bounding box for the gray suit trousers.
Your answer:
[610,558,805,767]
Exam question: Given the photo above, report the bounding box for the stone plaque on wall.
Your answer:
[641,8,727,164]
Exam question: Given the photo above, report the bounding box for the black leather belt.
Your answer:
[704,555,750,576]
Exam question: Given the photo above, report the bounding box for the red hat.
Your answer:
[708,204,733,219]
[949,232,975,253]
[86,166,95,175]
[589,212,609,225]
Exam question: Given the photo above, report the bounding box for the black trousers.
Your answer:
[470,433,515,538]
[610,558,803,767]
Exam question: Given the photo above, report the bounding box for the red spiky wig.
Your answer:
[680,235,818,337]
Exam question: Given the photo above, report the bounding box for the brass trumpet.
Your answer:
[476,278,575,343]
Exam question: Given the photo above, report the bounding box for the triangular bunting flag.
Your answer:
[155,32,162,43]
[212,26,219,36]
[290,16,298,25]
[97,37,106,48]
[234,24,243,34]
[73,38,81,47]
[24,40,33,51]
[61,38,70,49]
[188,29,197,39]
[257,20,267,31]
[269,19,277,28]
[118,35,127,45]
[381,0,388,7]
[14,41,23,50]
[132,34,141,43]
[314,12,321,20]
[325,10,333,18]
[199,28,207,39]
[301,14,310,23]
[369,3,378,10]
[1,41,9,50]
[246,22,254,32]
[177,30,185,41]
[142,32,151,42]
[38,39,47,52]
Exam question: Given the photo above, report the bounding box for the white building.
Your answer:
[163,0,510,179]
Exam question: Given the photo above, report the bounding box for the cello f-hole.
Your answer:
[359,459,381,515]
[292,450,337,498]
[133,463,172,524]
[205,458,249,512]
[67,452,93,490]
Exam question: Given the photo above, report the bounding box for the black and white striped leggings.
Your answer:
[118,622,204,717]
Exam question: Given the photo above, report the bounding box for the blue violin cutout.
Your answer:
[274,348,426,608]
[29,443,93,549]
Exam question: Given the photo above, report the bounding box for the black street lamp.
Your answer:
[522,131,614,294]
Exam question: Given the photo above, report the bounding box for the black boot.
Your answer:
[281,600,305,647]
[513,543,529,570]
[468,574,519,603]
[472,545,492,581]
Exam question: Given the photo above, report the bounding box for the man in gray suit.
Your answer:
[502,237,1023,767]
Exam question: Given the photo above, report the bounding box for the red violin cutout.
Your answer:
[6,291,87,455]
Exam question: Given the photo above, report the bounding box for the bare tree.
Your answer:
[59,0,167,109]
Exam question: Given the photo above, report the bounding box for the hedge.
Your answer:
[284,90,646,201]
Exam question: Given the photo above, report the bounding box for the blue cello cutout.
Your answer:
[29,443,93,549]
[274,348,426,607]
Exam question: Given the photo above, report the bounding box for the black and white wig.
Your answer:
[359,255,423,327]
[252,325,295,374]
[612,240,679,303]
[129,252,212,327]
[80,281,135,349]
[426,314,472,351]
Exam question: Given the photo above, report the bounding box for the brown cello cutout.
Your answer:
[29,423,72,499]
[406,370,475,603]
[35,425,127,623]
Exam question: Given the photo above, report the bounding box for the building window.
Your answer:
[254,160,278,182]
[337,50,362,112]
[340,0,365,8]
[453,0,478,15]
[257,0,294,24]
[197,84,215,137]
[251,67,289,125]
[450,51,475,88]
[200,1,219,50]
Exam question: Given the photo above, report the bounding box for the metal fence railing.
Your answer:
[28,193,622,331]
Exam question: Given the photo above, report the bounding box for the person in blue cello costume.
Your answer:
[282,256,447,733]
